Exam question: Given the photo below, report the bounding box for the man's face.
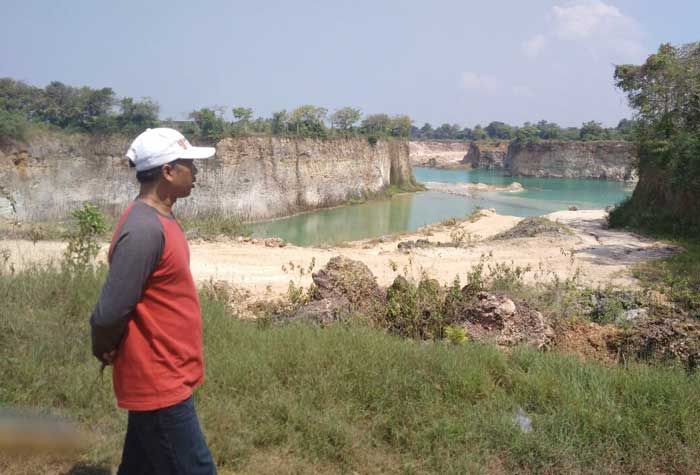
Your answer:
[163,159,198,198]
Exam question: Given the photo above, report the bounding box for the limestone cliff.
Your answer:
[0,132,413,221]
[505,141,636,181]
[408,141,468,168]
[464,140,636,181]
[464,141,509,169]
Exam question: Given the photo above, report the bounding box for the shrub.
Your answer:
[0,109,29,141]
[63,203,107,272]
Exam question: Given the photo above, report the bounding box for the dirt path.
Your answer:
[1,210,676,298]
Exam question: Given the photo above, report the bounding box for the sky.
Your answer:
[1,0,698,128]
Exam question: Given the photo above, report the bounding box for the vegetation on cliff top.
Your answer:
[0,77,413,144]
[410,118,635,143]
[609,42,700,237]
[1,76,632,147]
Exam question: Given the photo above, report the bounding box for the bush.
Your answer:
[63,203,107,272]
[0,109,29,141]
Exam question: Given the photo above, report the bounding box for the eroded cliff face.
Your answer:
[464,141,510,169]
[464,140,636,181]
[505,141,636,181]
[408,141,468,168]
[0,132,413,221]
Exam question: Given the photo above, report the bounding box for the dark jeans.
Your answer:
[117,396,216,475]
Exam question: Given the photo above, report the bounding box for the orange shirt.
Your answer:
[94,201,204,411]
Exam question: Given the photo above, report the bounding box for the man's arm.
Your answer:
[90,222,163,363]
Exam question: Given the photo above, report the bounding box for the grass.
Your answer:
[1,263,700,473]
[632,240,700,318]
[0,211,251,243]
[179,212,251,240]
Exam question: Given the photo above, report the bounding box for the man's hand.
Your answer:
[101,350,117,365]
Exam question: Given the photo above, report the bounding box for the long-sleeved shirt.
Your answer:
[90,200,204,411]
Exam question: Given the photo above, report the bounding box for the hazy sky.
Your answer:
[1,0,698,127]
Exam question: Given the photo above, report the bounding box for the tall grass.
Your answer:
[1,263,699,473]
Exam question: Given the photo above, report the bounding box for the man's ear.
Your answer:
[161,163,176,183]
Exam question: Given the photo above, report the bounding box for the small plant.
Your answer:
[449,227,467,246]
[463,252,491,297]
[487,261,531,293]
[27,225,46,244]
[0,247,13,274]
[466,206,484,222]
[63,203,107,272]
[444,325,468,345]
[282,258,317,307]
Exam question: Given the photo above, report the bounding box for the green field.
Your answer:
[1,263,699,474]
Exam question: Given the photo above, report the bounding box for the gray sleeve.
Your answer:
[89,212,164,362]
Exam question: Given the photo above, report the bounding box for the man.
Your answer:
[90,127,217,474]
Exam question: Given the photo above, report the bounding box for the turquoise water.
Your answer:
[248,168,633,246]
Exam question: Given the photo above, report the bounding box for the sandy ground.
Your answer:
[1,209,677,300]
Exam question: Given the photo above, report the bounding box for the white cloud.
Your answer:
[552,1,624,40]
[522,34,546,59]
[521,1,645,63]
[460,72,498,93]
[550,1,645,60]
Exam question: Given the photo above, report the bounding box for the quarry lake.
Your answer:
[248,167,634,246]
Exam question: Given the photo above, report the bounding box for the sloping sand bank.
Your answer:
[2,210,676,299]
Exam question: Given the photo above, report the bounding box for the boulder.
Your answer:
[312,256,385,319]
[454,291,554,349]
[615,317,700,370]
[291,295,352,326]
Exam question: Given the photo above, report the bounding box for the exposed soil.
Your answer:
[1,210,678,302]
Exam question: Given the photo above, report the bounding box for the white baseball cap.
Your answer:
[126,128,216,172]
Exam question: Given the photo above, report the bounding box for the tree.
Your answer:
[419,123,434,139]
[610,42,700,234]
[389,115,412,137]
[189,107,226,142]
[330,107,361,132]
[271,110,289,135]
[118,97,159,134]
[536,120,561,140]
[515,122,540,144]
[615,118,636,139]
[485,121,514,140]
[231,107,253,134]
[579,121,608,141]
[471,124,487,140]
[0,78,46,120]
[432,123,460,140]
[290,105,327,137]
[361,113,391,136]
[560,127,580,140]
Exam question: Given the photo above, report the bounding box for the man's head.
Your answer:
[126,128,215,198]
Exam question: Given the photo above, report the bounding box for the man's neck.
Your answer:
[138,185,176,216]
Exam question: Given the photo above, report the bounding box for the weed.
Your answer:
[179,212,250,240]
[632,241,700,318]
[444,325,468,345]
[3,262,700,473]
[63,203,107,272]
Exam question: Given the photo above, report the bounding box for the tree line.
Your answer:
[0,78,159,139]
[0,78,413,143]
[180,106,413,143]
[1,76,635,144]
[411,119,636,142]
